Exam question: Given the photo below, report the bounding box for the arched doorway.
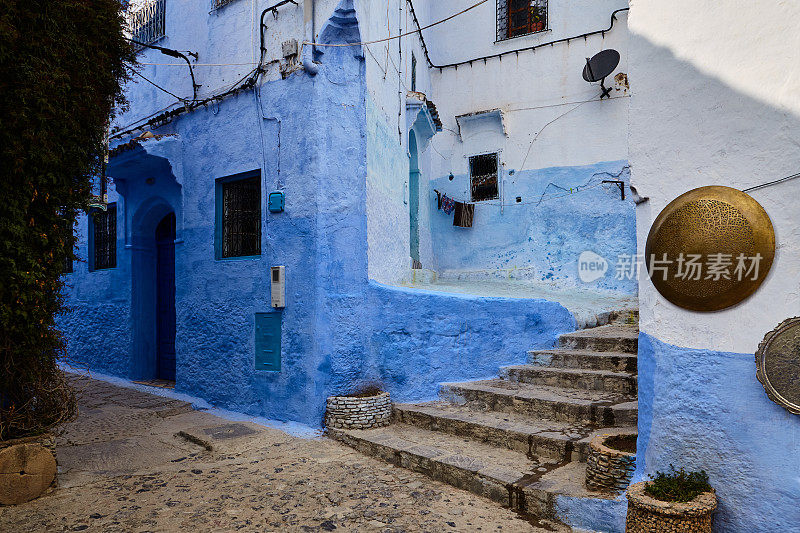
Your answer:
[409,130,421,267]
[155,213,176,381]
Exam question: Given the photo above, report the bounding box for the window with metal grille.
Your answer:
[497,0,548,41]
[126,0,166,49]
[217,174,261,258]
[411,53,417,92]
[211,0,237,10]
[63,223,74,274]
[470,153,500,202]
[92,204,116,270]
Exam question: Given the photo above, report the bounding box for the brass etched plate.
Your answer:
[756,318,800,414]
[645,186,775,311]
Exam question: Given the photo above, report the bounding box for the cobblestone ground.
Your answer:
[0,375,554,533]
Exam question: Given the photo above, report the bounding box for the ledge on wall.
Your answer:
[455,109,507,141]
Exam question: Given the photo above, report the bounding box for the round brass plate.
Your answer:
[645,186,774,311]
[756,318,800,415]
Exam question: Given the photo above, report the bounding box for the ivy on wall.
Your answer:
[0,0,133,439]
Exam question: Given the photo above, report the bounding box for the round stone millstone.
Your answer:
[0,437,57,505]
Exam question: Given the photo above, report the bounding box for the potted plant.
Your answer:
[530,5,546,32]
[626,466,717,532]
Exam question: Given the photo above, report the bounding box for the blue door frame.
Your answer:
[409,130,420,264]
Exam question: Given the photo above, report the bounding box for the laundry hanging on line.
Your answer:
[453,201,474,228]
[434,189,456,215]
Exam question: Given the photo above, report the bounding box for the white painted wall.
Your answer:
[423,0,630,181]
[114,0,340,136]
[629,0,800,352]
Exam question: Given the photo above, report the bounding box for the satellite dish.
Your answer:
[582,49,620,99]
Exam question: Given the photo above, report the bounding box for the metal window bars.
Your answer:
[469,153,500,201]
[497,0,548,41]
[93,204,117,270]
[127,0,166,50]
[211,0,238,10]
[222,177,261,258]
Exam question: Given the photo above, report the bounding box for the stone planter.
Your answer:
[325,391,391,430]
[585,432,636,492]
[626,481,716,532]
[0,433,57,505]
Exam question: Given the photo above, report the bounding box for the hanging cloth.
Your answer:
[453,202,474,228]
[440,193,456,215]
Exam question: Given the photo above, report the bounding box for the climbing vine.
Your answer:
[0,1,133,439]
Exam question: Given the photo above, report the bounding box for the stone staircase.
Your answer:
[328,315,638,528]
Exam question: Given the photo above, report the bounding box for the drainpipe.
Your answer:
[302,0,318,75]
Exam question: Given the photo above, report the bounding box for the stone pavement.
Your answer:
[0,375,558,533]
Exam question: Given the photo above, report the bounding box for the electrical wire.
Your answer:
[139,61,260,66]
[132,70,187,101]
[407,1,629,71]
[518,99,590,171]
[742,172,800,193]
[302,0,489,48]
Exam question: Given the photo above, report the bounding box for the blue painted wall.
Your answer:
[636,332,800,532]
[59,0,577,428]
[429,160,636,294]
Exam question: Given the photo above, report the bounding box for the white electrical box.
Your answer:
[271,266,285,308]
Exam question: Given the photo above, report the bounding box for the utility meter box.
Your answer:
[271,266,285,308]
[268,191,285,213]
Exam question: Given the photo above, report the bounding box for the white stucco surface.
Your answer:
[629,0,800,352]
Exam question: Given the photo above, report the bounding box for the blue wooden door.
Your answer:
[155,213,176,381]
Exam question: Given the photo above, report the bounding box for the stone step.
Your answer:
[559,325,639,354]
[527,348,637,372]
[500,365,637,395]
[440,379,637,427]
[393,402,597,462]
[327,423,611,524]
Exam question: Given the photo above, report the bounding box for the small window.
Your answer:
[411,52,417,92]
[91,204,117,270]
[497,0,548,41]
[216,172,261,259]
[469,153,500,202]
[126,0,166,50]
[63,226,74,274]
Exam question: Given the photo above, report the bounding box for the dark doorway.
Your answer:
[155,213,176,381]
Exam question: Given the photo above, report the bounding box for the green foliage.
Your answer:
[645,465,713,503]
[0,0,133,440]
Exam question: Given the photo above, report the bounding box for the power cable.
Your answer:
[742,172,800,193]
[406,2,629,71]
[132,70,187,101]
[302,0,489,48]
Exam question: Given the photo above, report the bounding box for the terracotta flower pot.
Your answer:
[625,481,716,532]
[325,391,391,430]
[585,432,636,492]
[0,433,57,505]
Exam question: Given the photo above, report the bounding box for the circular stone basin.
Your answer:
[325,391,391,430]
[585,432,636,492]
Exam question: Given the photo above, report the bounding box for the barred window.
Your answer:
[92,204,117,270]
[127,0,166,49]
[497,0,548,41]
[470,153,499,202]
[218,174,261,258]
[63,224,74,274]
[211,0,237,10]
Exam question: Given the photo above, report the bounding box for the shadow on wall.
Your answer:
[630,33,800,533]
